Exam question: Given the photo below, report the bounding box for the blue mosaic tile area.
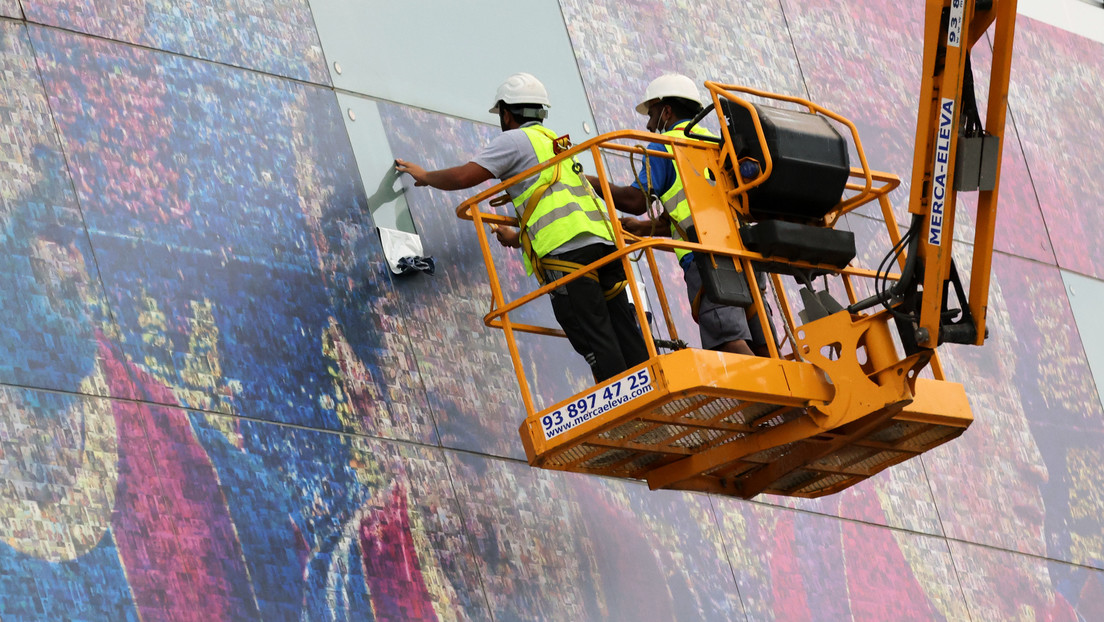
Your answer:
[30,25,436,441]
[21,0,329,84]
[1,2,1103,620]
[377,101,595,458]
[0,380,490,620]
[0,22,117,394]
[447,451,744,621]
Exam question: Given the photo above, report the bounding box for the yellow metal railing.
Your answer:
[450,2,1014,498]
[455,89,941,419]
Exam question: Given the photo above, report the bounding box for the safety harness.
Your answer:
[500,128,626,301]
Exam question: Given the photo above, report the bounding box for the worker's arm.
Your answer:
[491,224,522,248]
[585,174,650,216]
[620,214,672,237]
[395,159,494,190]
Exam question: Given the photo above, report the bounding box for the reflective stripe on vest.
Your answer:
[659,121,717,260]
[513,125,612,275]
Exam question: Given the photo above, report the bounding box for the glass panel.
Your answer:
[448,451,744,621]
[338,96,417,235]
[1010,18,1104,278]
[337,93,429,275]
[950,539,1102,620]
[1018,0,1104,45]
[0,23,109,394]
[930,254,1104,562]
[311,0,597,139]
[714,498,969,620]
[21,0,328,83]
[1063,271,1104,415]
[32,26,435,442]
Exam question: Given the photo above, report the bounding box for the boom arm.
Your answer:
[904,0,1018,349]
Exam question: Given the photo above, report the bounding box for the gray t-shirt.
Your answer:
[473,123,610,255]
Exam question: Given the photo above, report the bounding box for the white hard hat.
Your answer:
[635,73,703,115]
[489,72,551,114]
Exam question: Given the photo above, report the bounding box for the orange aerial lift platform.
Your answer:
[455,0,1016,498]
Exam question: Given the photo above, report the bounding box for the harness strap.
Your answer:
[541,258,627,301]
[514,131,624,299]
[517,161,561,285]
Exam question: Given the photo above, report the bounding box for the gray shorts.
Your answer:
[684,259,765,350]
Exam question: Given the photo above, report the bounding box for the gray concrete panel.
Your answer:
[31,25,437,443]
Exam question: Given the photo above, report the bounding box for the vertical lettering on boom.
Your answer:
[929,98,955,246]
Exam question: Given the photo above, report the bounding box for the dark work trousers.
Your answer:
[545,243,650,382]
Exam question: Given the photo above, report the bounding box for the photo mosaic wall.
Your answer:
[1,1,1102,619]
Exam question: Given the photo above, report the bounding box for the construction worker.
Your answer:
[590,73,767,356]
[395,72,648,382]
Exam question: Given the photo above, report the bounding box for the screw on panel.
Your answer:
[348,109,356,121]
[333,61,343,74]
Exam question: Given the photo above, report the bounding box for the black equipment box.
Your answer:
[741,220,856,271]
[722,101,850,222]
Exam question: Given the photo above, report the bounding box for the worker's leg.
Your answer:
[596,253,649,369]
[549,298,600,381]
[745,305,772,357]
[547,244,631,382]
[683,260,757,353]
[715,338,755,356]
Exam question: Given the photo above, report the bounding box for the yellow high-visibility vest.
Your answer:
[658,121,717,261]
[513,125,611,276]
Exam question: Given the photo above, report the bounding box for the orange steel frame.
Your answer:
[909,0,1017,347]
[453,0,1011,497]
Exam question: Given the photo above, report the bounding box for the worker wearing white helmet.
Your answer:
[396,73,648,381]
[590,73,767,356]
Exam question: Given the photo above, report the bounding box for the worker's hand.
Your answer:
[493,225,522,248]
[620,216,650,236]
[395,159,429,186]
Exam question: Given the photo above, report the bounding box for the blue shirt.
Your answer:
[630,120,694,269]
[630,140,677,197]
